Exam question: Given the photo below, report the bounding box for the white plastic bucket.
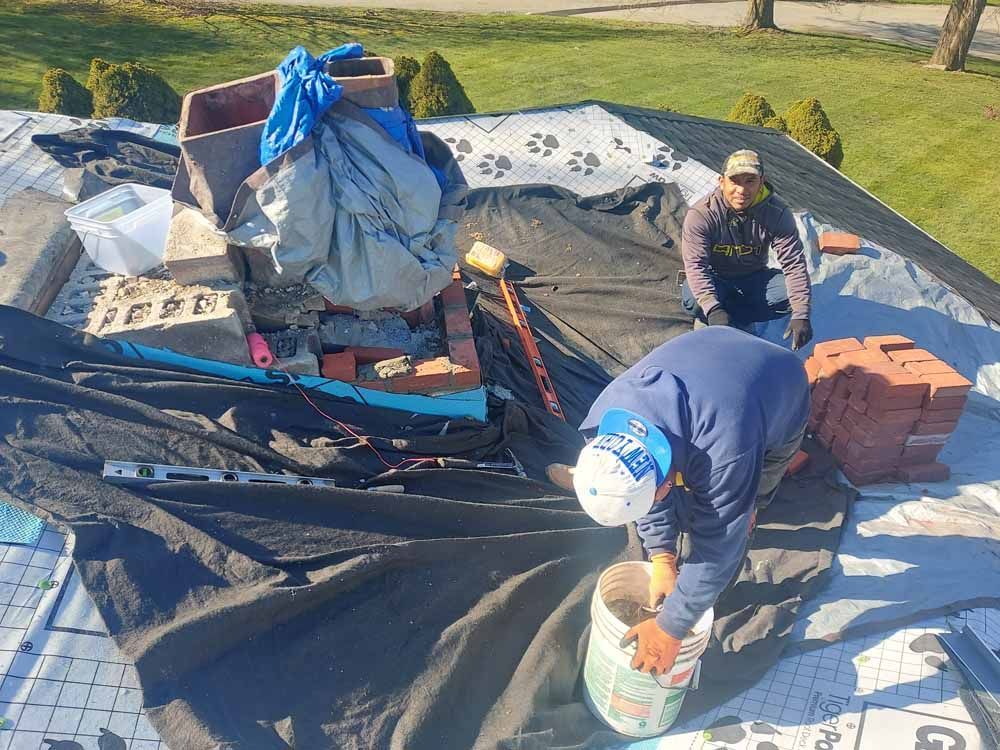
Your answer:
[583,561,713,737]
[65,184,172,276]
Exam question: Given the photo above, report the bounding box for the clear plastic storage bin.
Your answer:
[65,184,172,276]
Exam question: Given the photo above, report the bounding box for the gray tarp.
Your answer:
[225,101,467,311]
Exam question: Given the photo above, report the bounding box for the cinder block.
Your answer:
[886,348,938,364]
[897,462,950,483]
[819,232,861,255]
[899,444,943,466]
[164,206,245,286]
[87,283,251,365]
[863,335,914,353]
[918,371,973,399]
[263,329,321,375]
[321,352,357,381]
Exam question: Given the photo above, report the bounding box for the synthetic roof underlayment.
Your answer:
[0,103,998,750]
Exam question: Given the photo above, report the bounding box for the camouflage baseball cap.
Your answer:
[723,150,763,178]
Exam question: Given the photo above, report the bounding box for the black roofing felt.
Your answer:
[592,101,1000,325]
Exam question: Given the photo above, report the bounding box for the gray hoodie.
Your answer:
[681,184,811,320]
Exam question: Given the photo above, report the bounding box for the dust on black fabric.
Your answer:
[457,183,692,425]
[31,126,179,201]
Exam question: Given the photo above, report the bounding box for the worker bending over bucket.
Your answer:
[549,326,809,676]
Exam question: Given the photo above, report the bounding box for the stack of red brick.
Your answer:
[807,335,972,485]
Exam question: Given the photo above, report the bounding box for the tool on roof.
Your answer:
[103,461,336,487]
[499,278,565,421]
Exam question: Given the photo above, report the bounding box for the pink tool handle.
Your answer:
[247,333,274,368]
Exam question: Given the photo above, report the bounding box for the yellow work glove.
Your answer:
[649,552,678,609]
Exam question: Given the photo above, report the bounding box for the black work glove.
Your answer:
[784,318,813,351]
[706,307,731,326]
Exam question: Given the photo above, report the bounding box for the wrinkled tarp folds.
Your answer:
[0,305,847,750]
[31,126,180,201]
[227,101,467,311]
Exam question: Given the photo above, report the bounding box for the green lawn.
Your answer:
[2,0,999,280]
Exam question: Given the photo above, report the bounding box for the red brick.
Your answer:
[843,464,892,486]
[805,356,822,386]
[345,346,406,365]
[843,439,902,464]
[849,362,907,399]
[849,456,901,474]
[850,424,908,448]
[321,352,357,381]
[863,335,915,353]
[832,428,851,460]
[448,337,480,370]
[356,380,389,391]
[452,264,462,281]
[389,357,453,393]
[896,462,950,483]
[786,450,810,476]
[899,443,944,466]
[903,359,957,377]
[808,415,822,434]
[925,395,967,412]
[323,301,356,314]
[824,350,891,379]
[866,390,927,413]
[832,376,852,400]
[849,390,868,414]
[867,371,929,402]
[813,338,865,359]
[400,300,435,328]
[817,423,836,448]
[451,366,481,389]
[918,371,973,399]
[844,407,913,443]
[444,307,473,338]
[886,348,938,364]
[819,231,861,255]
[826,397,849,424]
[920,407,964,423]
[814,376,837,398]
[876,407,924,427]
[438,281,467,309]
[911,419,959,436]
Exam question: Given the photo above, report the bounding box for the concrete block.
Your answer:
[86,280,251,365]
[262,329,321,376]
[0,189,83,315]
[164,206,245,286]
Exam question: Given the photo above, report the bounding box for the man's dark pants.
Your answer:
[681,268,792,326]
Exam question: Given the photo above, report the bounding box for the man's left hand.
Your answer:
[784,318,813,351]
[620,618,682,676]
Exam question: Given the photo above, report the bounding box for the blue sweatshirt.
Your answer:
[579,327,810,639]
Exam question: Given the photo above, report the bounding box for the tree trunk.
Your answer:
[743,0,777,30]
[929,0,987,71]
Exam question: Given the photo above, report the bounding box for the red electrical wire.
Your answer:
[276,358,445,471]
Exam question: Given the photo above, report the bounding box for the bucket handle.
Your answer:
[652,660,701,691]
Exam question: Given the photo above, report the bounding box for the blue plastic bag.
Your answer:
[259,43,364,166]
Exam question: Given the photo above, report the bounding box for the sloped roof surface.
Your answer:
[597,101,1000,325]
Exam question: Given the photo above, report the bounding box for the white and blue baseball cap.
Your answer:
[573,408,674,526]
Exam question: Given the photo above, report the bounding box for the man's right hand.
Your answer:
[649,552,679,608]
[706,307,731,326]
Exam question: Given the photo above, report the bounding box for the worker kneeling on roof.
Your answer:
[681,149,813,351]
[554,327,809,676]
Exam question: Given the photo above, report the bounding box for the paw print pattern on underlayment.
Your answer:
[476,153,513,178]
[443,137,473,161]
[652,144,688,171]
[567,151,601,176]
[525,133,560,157]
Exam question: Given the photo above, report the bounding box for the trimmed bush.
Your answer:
[91,61,181,124]
[408,51,474,118]
[783,97,843,168]
[38,69,92,117]
[85,58,112,92]
[727,93,776,127]
[762,115,789,134]
[394,55,421,112]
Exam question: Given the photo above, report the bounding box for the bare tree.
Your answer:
[743,0,777,31]
[929,0,987,70]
